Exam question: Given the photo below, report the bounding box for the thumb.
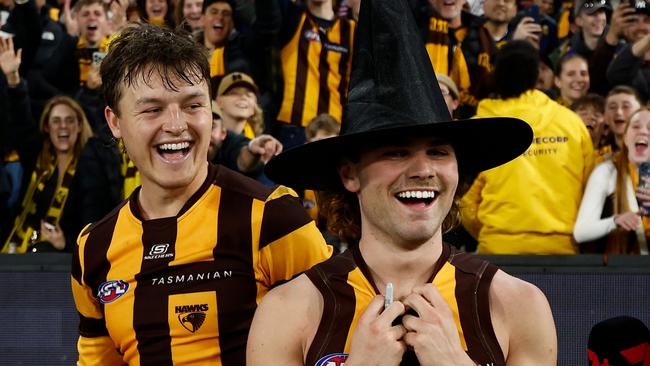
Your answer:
[16,48,22,62]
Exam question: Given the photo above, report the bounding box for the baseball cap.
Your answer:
[216,72,259,97]
[574,0,611,17]
[435,73,460,100]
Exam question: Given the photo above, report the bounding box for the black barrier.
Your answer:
[0,253,649,366]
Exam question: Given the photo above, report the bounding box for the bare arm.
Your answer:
[490,271,557,365]
[247,275,321,365]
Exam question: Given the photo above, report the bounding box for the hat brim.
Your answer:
[265,117,533,190]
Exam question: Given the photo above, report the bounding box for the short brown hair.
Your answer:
[100,22,211,116]
[305,114,340,141]
[73,0,107,13]
[606,85,643,104]
[571,93,604,114]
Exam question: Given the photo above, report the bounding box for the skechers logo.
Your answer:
[315,353,348,366]
[144,243,174,260]
[176,304,208,333]
[97,280,129,304]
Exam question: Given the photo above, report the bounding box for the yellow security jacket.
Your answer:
[461,90,594,254]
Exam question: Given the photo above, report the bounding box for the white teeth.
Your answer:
[159,142,190,151]
[397,191,436,199]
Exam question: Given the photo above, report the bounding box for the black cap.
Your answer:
[202,0,235,14]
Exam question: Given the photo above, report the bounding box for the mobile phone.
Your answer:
[523,4,540,23]
[638,162,650,216]
[92,51,107,67]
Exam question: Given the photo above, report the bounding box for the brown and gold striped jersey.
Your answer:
[71,164,332,365]
[277,10,355,127]
[304,243,505,366]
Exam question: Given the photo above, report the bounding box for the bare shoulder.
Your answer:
[489,270,557,366]
[247,274,323,366]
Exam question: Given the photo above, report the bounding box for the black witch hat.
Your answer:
[265,0,533,190]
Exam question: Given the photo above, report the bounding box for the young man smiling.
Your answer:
[71,23,331,365]
[249,0,557,364]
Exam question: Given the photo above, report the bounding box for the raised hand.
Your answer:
[63,0,79,36]
[0,36,21,86]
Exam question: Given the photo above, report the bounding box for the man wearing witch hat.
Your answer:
[246,0,557,364]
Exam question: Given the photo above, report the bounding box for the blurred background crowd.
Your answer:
[1,0,649,256]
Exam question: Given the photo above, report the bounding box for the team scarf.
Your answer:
[209,46,226,78]
[2,156,78,253]
[76,35,113,86]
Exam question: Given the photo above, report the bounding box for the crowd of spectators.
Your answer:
[1,0,649,255]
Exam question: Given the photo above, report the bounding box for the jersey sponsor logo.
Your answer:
[303,29,349,54]
[176,303,208,333]
[97,280,129,304]
[304,29,320,42]
[144,243,174,260]
[315,353,348,366]
[151,270,233,285]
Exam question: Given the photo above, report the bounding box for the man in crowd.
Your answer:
[249,0,556,363]
[71,22,331,364]
[274,0,356,148]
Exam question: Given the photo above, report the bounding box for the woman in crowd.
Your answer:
[554,53,590,107]
[216,71,265,139]
[574,107,650,254]
[3,95,93,253]
[174,0,203,32]
[136,0,175,28]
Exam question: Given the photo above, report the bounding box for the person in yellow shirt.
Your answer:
[461,40,594,254]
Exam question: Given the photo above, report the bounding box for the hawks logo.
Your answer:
[175,304,208,333]
[97,280,129,304]
[315,353,348,366]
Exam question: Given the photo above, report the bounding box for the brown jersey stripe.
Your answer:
[78,312,109,337]
[258,195,312,250]
[337,19,352,107]
[290,17,311,126]
[316,28,331,116]
[134,217,178,366]
[452,251,503,365]
[214,165,272,202]
[305,250,357,365]
[215,186,257,366]
[72,243,82,284]
[83,212,119,291]
[476,265,505,365]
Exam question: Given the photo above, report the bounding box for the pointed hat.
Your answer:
[265,0,532,190]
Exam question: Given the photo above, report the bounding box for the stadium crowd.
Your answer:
[1,0,650,256]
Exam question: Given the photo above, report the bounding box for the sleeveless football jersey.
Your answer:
[305,243,505,366]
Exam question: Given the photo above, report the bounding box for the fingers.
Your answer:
[614,213,641,231]
[250,135,283,161]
